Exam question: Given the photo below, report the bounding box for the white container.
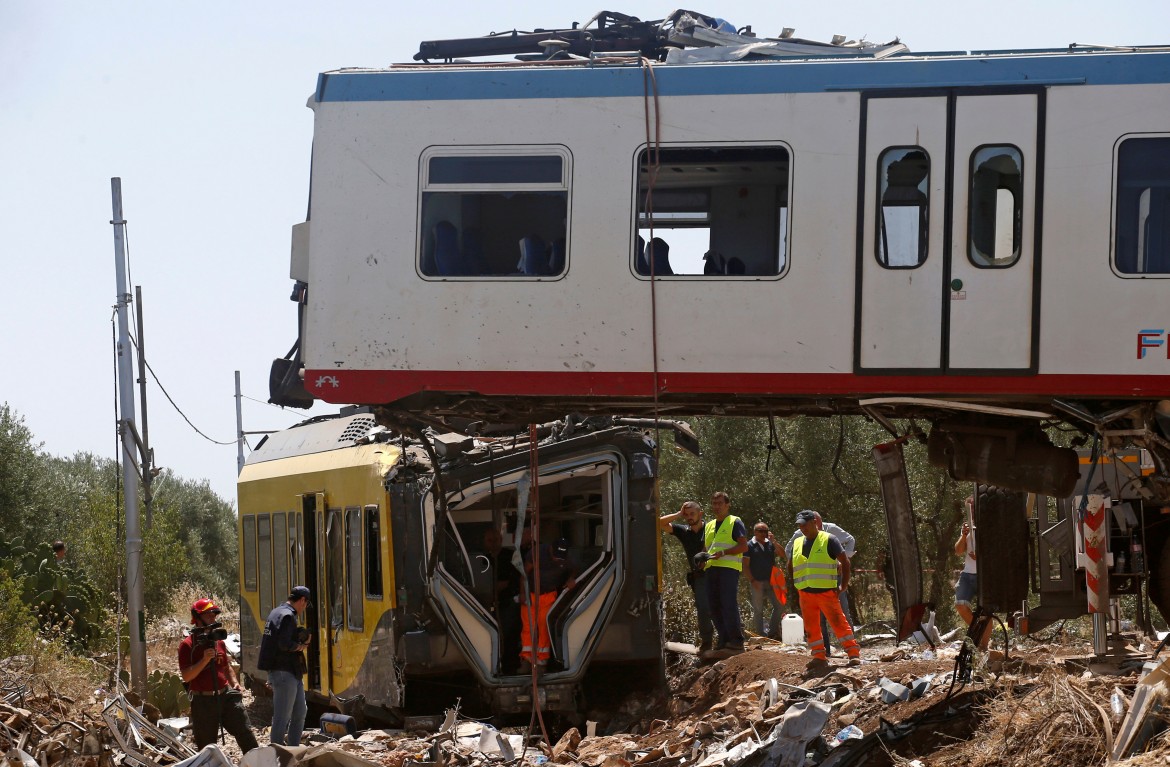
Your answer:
[781,614,804,645]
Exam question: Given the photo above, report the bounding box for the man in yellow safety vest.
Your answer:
[790,509,861,669]
[701,491,748,659]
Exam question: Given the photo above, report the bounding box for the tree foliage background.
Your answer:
[2,398,974,653]
[0,403,239,633]
[657,415,970,640]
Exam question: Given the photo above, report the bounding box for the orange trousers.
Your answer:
[520,591,556,663]
[798,589,860,660]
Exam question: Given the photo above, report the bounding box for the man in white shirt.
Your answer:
[954,496,991,649]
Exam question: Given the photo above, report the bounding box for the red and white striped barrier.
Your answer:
[1077,494,1110,614]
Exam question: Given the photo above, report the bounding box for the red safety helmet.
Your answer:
[190,598,221,623]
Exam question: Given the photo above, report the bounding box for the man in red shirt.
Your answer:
[178,598,258,752]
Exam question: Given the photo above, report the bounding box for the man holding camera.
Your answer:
[178,598,258,753]
[258,586,312,747]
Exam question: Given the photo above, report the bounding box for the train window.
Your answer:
[272,513,289,609]
[635,145,789,277]
[326,509,345,630]
[242,516,257,591]
[419,147,570,279]
[290,512,301,586]
[876,147,929,268]
[968,145,1023,268]
[1115,136,1170,275]
[257,514,273,620]
[345,508,364,631]
[365,505,383,599]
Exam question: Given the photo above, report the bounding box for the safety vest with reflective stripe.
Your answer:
[791,531,838,590]
[704,515,743,571]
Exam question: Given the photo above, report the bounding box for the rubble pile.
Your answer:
[1,682,195,767]
[7,635,1170,767]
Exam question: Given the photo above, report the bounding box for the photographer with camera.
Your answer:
[258,586,312,747]
[178,599,258,753]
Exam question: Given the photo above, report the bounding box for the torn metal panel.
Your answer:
[871,441,924,641]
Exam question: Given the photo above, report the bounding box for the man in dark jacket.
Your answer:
[658,501,717,651]
[178,598,258,752]
[258,586,312,746]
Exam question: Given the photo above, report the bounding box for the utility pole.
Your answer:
[109,178,147,696]
[235,371,245,474]
[135,286,156,528]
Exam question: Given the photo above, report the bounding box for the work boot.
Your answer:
[806,657,831,671]
[847,657,862,667]
[724,643,745,655]
[698,639,713,654]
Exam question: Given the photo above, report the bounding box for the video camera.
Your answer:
[192,622,229,648]
[295,627,311,645]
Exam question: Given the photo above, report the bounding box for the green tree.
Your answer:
[0,403,54,543]
[656,415,970,636]
[152,475,239,599]
[44,452,238,617]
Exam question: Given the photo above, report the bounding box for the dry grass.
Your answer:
[2,640,108,702]
[927,669,1170,767]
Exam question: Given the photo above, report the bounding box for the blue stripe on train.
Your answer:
[316,50,1170,103]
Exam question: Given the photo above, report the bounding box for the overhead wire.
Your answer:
[125,332,236,445]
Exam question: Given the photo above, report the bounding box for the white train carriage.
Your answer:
[269,27,1170,499]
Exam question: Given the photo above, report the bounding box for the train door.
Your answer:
[856,90,1042,373]
[300,493,324,691]
[323,506,346,688]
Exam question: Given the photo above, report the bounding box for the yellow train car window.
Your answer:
[242,516,257,592]
[365,505,383,599]
[272,512,289,605]
[346,507,364,631]
[258,514,273,619]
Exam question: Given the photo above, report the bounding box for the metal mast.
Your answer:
[235,370,245,474]
[110,178,147,695]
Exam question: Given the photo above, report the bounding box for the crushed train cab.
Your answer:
[237,411,685,719]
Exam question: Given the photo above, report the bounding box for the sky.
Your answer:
[1,1,1165,506]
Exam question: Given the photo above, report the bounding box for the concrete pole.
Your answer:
[135,286,154,529]
[110,178,147,696]
[236,371,245,475]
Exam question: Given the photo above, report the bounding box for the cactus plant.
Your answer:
[0,536,108,649]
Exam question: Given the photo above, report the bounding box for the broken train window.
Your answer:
[968,145,1023,268]
[419,148,570,278]
[635,145,789,277]
[876,146,930,268]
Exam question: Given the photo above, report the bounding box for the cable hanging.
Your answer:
[125,331,236,446]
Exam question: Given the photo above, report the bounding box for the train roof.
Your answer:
[316,44,1170,104]
[244,412,385,466]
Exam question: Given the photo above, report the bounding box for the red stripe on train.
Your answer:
[304,370,1170,405]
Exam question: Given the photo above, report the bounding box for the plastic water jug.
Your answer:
[781,613,804,645]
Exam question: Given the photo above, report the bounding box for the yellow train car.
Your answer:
[238,410,682,720]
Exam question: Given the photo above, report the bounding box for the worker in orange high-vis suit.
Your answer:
[790,509,861,669]
[519,527,576,673]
